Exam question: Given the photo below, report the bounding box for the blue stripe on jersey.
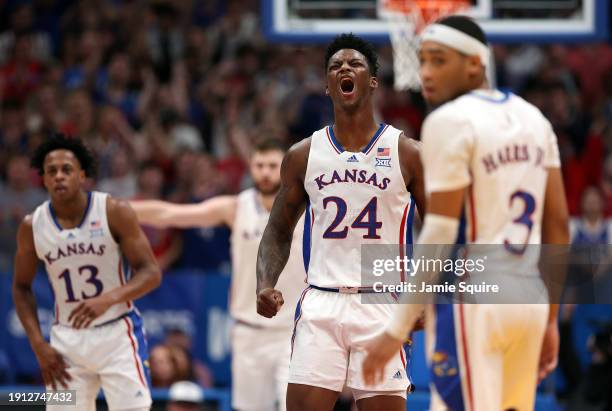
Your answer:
[405,200,416,245]
[467,89,510,103]
[48,191,93,231]
[455,208,467,245]
[328,123,386,154]
[302,201,312,273]
[122,255,131,281]
[431,304,465,411]
[128,310,151,388]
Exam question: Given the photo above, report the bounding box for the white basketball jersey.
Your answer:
[304,123,414,287]
[421,89,561,247]
[230,188,306,328]
[32,191,132,327]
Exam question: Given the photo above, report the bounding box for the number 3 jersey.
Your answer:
[420,89,561,247]
[303,123,414,288]
[32,191,132,327]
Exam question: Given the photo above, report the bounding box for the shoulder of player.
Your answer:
[397,133,422,162]
[282,137,311,180]
[422,101,474,138]
[16,214,35,246]
[105,195,138,228]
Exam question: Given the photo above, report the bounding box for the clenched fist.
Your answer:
[257,288,284,318]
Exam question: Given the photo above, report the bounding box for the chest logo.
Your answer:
[347,154,359,163]
[375,147,391,168]
[89,220,104,238]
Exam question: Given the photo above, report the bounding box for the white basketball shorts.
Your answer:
[288,287,411,398]
[46,310,152,411]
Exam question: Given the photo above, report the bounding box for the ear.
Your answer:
[79,169,86,184]
[466,55,483,78]
[370,76,378,89]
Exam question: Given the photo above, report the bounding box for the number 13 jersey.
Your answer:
[32,191,132,327]
[303,123,414,288]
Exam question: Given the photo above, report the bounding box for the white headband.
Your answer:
[420,23,489,67]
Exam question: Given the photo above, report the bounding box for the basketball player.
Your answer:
[130,139,305,411]
[256,34,425,411]
[12,135,162,411]
[361,16,569,411]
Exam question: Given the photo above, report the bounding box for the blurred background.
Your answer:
[0,0,610,410]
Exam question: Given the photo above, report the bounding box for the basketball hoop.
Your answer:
[379,0,470,91]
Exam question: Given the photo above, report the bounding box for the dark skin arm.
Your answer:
[398,133,426,219]
[398,133,426,331]
[256,138,310,318]
[68,197,162,329]
[12,215,71,390]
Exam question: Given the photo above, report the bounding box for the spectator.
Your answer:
[167,381,205,411]
[0,154,46,270]
[96,147,137,199]
[135,162,182,271]
[150,344,177,388]
[570,187,612,245]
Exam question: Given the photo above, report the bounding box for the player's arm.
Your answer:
[12,216,71,390]
[256,139,310,318]
[398,134,426,218]
[538,126,569,382]
[68,198,162,329]
[130,196,237,229]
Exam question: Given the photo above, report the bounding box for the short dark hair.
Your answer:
[254,138,286,154]
[31,134,96,177]
[435,15,487,45]
[325,33,379,76]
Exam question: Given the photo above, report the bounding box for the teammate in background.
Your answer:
[256,34,425,411]
[130,139,305,411]
[362,16,569,411]
[12,135,162,411]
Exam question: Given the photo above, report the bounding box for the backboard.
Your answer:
[262,0,609,43]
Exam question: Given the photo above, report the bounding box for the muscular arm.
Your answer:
[130,196,237,229]
[68,198,162,328]
[256,139,310,293]
[12,216,46,351]
[106,198,162,303]
[13,216,71,389]
[541,168,570,322]
[398,134,426,218]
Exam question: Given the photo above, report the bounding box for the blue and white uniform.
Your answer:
[32,191,151,411]
[230,188,306,411]
[289,123,414,398]
[420,89,561,411]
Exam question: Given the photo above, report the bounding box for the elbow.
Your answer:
[149,266,163,290]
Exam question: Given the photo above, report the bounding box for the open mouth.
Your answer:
[340,77,355,94]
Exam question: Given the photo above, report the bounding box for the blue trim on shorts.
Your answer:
[128,310,151,388]
[431,304,464,410]
[302,200,311,273]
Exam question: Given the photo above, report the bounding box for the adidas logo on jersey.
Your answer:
[135,390,143,397]
[67,232,75,239]
[392,370,403,379]
[346,154,359,162]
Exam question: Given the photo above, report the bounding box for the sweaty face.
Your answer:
[42,150,86,200]
[419,41,481,106]
[250,150,283,196]
[326,49,377,111]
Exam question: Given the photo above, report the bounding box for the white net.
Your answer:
[381,1,469,91]
[386,9,422,91]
